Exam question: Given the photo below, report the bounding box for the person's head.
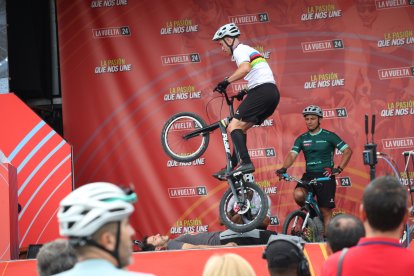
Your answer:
[202,253,256,276]
[362,175,408,233]
[212,23,240,55]
[36,239,77,276]
[263,237,310,276]
[355,0,378,27]
[141,234,169,251]
[57,182,137,268]
[326,214,365,254]
[302,105,323,132]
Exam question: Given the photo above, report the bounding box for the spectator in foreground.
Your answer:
[36,239,77,276]
[325,213,365,254]
[55,182,154,275]
[322,175,414,275]
[262,236,310,276]
[202,253,256,276]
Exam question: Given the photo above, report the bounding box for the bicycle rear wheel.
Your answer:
[282,210,320,242]
[161,112,210,162]
[219,181,269,233]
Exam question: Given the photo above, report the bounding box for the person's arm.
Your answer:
[337,147,352,172]
[282,151,299,169]
[227,62,250,83]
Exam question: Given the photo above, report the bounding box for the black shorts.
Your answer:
[234,83,280,124]
[295,171,336,209]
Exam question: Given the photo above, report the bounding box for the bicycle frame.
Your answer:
[181,89,247,203]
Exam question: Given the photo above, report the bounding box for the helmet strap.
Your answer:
[223,37,236,55]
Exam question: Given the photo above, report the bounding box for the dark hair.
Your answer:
[326,214,365,253]
[363,175,407,231]
[140,236,156,251]
[36,239,77,276]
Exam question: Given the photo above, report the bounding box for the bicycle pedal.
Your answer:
[232,171,244,179]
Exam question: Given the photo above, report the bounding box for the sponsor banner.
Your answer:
[375,0,414,10]
[256,180,278,194]
[168,186,208,198]
[301,3,342,21]
[378,66,414,80]
[170,218,209,234]
[90,0,128,8]
[381,137,414,149]
[378,30,414,48]
[269,216,280,226]
[304,72,345,89]
[164,85,202,101]
[161,19,199,35]
[380,100,414,117]
[92,26,131,38]
[229,12,270,25]
[252,118,274,128]
[336,176,352,187]
[301,39,344,53]
[248,148,276,159]
[167,158,206,168]
[161,53,201,65]
[95,57,132,74]
[399,171,414,185]
[323,108,348,119]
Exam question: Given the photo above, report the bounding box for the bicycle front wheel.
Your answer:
[282,210,319,242]
[219,181,269,233]
[161,112,210,162]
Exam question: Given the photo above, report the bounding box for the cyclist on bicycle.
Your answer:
[276,105,353,231]
[212,23,280,179]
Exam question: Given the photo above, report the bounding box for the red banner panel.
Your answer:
[56,0,414,238]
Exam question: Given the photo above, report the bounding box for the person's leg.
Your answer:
[228,119,254,173]
[293,187,307,207]
[321,207,333,232]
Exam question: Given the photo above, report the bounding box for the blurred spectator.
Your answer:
[56,182,154,275]
[202,253,256,276]
[322,176,414,275]
[37,239,77,276]
[262,236,310,276]
[326,214,365,254]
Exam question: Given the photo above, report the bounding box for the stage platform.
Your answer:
[2,242,413,276]
[0,243,330,276]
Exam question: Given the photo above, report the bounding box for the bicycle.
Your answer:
[279,173,330,242]
[160,87,269,233]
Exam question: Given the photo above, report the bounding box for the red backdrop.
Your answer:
[56,0,414,238]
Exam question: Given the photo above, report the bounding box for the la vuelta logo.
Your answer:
[381,137,414,149]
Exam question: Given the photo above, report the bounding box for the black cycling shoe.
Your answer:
[230,162,255,176]
[212,167,227,181]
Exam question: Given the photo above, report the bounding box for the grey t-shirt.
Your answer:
[167,232,221,250]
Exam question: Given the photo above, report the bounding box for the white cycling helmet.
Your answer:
[58,182,137,237]
[303,105,323,118]
[212,23,240,41]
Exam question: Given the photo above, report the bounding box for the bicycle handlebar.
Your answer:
[281,173,330,185]
[214,87,248,102]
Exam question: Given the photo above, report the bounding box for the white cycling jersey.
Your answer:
[232,43,275,89]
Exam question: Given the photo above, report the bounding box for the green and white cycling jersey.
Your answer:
[291,128,348,172]
[232,43,275,89]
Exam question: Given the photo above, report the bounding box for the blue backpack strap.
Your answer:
[337,247,349,276]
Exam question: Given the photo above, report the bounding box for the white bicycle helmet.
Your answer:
[58,182,137,237]
[303,105,323,118]
[212,23,240,41]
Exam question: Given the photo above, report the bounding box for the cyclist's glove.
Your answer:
[276,167,287,178]
[235,89,248,101]
[323,167,343,177]
[214,78,230,93]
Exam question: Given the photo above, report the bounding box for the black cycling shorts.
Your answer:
[295,171,336,209]
[234,83,280,125]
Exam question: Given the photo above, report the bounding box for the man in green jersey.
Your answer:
[276,105,352,230]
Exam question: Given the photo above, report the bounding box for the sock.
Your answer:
[230,129,251,164]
